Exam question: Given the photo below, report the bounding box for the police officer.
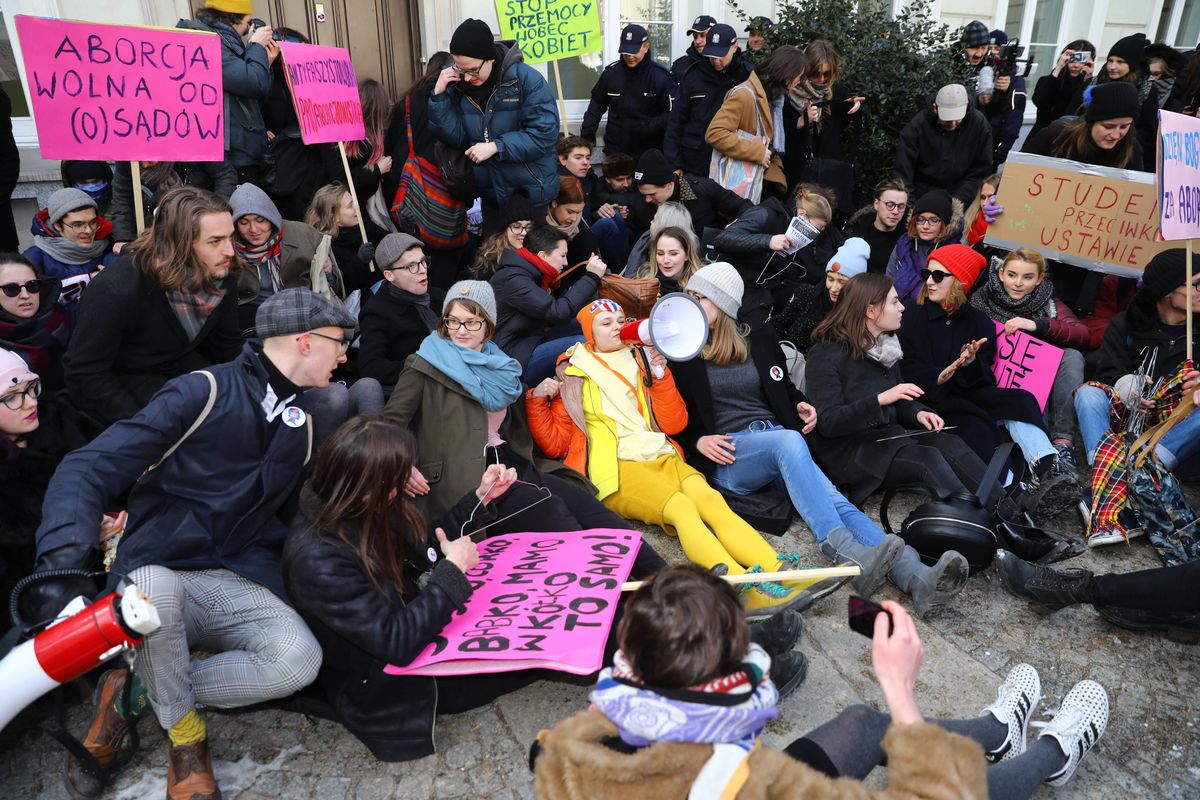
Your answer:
[581,24,677,160]
[671,15,716,83]
[744,16,774,65]
[663,23,752,178]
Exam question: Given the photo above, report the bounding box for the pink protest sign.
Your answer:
[992,322,1064,411]
[15,16,223,161]
[278,42,365,144]
[386,530,641,677]
[1157,109,1200,241]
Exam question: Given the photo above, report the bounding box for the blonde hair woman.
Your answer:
[634,226,702,293]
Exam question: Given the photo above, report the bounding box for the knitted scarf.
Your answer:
[386,281,439,330]
[969,262,1057,323]
[33,233,110,266]
[516,247,561,290]
[865,332,904,368]
[416,331,524,411]
[0,305,71,377]
[235,229,284,294]
[544,209,581,243]
[788,79,831,131]
[165,276,225,343]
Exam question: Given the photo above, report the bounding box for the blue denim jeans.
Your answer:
[1001,419,1056,464]
[710,422,885,545]
[524,335,586,386]
[1075,383,1200,477]
[592,214,628,270]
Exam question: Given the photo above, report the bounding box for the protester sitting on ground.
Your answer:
[0,254,71,390]
[590,154,639,268]
[1029,40,1096,138]
[970,249,1090,471]
[622,201,697,278]
[898,245,1072,500]
[231,182,345,334]
[1089,33,1160,162]
[430,18,560,235]
[525,298,815,616]
[0,348,105,638]
[490,226,603,384]
[774,238,870,357]
[22,188,118,290]
[110,160,238,250]
[962,172,1001,247]
[842,179,909,275]
[63,187,243,428]
[358,233,444,397]
[996,549,1199,644]
[383,281,666,578]
[305,182,387,295]
[471,191,536,279]
[714,184,843,322]
[1074,250,1200,534]
[885,189,963,303]
[60,160,113,219]
[1021,81,1144,171]
[705,46,809,201]
[631,226,702,295]
[179,2,277,186]
[34,289,356,800]
[893,83,994,207]
[670,265,967,618]
[556,135,598,213]
[630,148,751,241]
[532,565,1111,799]
[547,175,601,268]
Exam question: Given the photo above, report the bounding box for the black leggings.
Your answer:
[1091,560,1200,612]
[883,435,991,496]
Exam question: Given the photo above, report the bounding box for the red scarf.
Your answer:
[516,247,560,291]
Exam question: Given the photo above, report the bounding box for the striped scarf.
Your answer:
[166,278,225,343]
[236,230,284,295]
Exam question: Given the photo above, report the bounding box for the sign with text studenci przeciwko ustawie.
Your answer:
[493,0,602,65]
[278,41,366,145]
[14,16,224,161]
[1157,109,1200,241]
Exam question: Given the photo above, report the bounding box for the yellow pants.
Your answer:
[601,455,780,574]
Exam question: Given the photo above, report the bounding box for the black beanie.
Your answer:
[501,190,535,228]
[1107,33,1148,71]
[634,148,675,186]
[450,19,495,61]
[1085,81,1140,122]
[1141,248,1189,302]
[912,189,953,225]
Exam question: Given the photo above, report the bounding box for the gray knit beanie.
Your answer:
[229,183,284,231]
[376,233,424,269]
[444,280,497,325]
[686,262,744,320]
[47,188,97,227]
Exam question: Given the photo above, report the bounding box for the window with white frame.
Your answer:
[1004,0,1066,112]
[1157,0,1200,49]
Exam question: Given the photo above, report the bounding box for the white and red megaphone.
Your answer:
[619,292,710,378]
[0,583,160,732]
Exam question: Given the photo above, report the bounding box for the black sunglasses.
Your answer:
[0,279,47,298]
[919,268,953,283]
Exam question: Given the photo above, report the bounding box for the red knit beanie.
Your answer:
[928,244,987,289]
[576,298,625,346]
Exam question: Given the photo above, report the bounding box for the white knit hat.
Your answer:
[827,238,871,278]
[444,280,498,325]
[686,262,743,320]
[0,348,37,391]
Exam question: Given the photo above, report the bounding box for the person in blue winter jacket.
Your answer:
[429,19,561,237]
[23,188,118,298]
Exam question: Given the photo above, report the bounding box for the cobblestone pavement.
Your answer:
[2,492,1197,799]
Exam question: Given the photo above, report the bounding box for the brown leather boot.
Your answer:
[64,668,131,800]
[166,737,221,800]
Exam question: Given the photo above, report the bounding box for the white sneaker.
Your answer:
[981,663,1041,763]
[1087,527,1144,547]
[1033,680,1109,786]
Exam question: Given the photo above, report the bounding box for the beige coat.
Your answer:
[705,72,787,194]
[534,709,988,800]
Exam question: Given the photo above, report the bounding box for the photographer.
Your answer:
[978,31,1028,169]
[1030,40,1096,138]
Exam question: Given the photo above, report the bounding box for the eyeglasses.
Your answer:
[452,61,486,77]
[508,222,534,234]
[0,280,46,298]
[394,257,429,274]
[305,331,353,352]
[443,317,485,331]
[62,218,100,232]
[878,200,907,212]
[915,216,944,227]
[919,269,953,283]
[1,379,41,410]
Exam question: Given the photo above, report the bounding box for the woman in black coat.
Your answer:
[895,245,1062,480]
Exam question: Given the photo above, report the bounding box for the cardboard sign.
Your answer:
[1157,109,1200,241]
[386,529,640,677]
[14,16,223,161]
[991,322,1064,411]
[278,42,365,144]
[985,152,1199,278]
[494,0,602,65]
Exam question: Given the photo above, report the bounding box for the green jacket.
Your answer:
[236,220,342,304]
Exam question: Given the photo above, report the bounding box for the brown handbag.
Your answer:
[553,261,661,319]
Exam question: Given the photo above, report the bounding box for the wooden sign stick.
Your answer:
[1188,245,1194,362]
[130,161,145,235]
[338,141,376,272]
[621,565,860,593]
[551,59,569,136]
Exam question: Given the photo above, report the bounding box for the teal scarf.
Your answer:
[416,332,524,411]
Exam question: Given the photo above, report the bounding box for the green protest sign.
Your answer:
[494,0,602,65]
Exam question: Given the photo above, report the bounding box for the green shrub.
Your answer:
[732,0,973,207]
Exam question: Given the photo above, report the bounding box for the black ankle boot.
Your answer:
[996,520,1082,564]
[996,550,1094,609]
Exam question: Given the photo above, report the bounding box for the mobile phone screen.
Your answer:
[848,595,893,639]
